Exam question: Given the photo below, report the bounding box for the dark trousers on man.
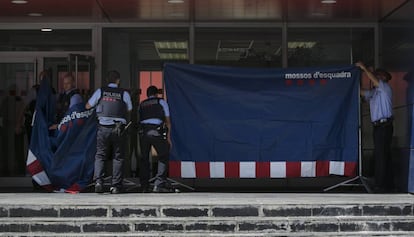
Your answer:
[373,122,394,192]
[139,134,170,189]
[94,125,125,188]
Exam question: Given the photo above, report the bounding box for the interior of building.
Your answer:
[0,0,413,192]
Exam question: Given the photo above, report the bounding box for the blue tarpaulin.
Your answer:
[164,63,360,178]
[26,78,96,192]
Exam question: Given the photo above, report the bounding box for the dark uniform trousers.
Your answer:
[139,127,170,188]
[373,121,394,191]
[94,124,125,188]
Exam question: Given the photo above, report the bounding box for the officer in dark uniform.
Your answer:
[56,73,82,121]
[86,70,132,194]
[49,73,83,130]
[138,85,172,192]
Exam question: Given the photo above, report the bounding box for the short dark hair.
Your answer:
[374,68,392,81]
[147,86,158,97]
[106,70,120,84]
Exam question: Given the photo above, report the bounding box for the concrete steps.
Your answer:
[0,193,413,236]
[1,216,414,234]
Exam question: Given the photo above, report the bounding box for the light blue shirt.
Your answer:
[140,96,170,125]
[87,83,132,125]
[364,80,393,122]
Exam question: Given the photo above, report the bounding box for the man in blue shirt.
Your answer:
[86,70,132,194]
[138,85,172,193]
[49,73,83,130]
[57,74,83,120]
[356,61,394,192]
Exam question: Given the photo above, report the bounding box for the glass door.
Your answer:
[44,54,95,100]
[0,61,35,178]
[0,54,94,179]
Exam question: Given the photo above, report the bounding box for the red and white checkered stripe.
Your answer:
[26,149,53,191]
[169,161,356,178]
[26,149,83,193]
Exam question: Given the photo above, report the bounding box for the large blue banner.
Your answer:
[164,64,360,178]
[26,78,96,192]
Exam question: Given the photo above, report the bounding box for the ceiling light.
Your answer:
[154,41,187,49]
[158,53,187,60]
[11,0,28,4]
[321,0,336,3]
[288,42,316,49]
[167,0,184,3]
[28,13,43,17]
[41,28,52,32]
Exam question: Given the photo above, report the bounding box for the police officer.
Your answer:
[49,73,83,130]
[57,73,83,121]
[138,85,172,193]
[356,61,394,192]
[86,70,132,194]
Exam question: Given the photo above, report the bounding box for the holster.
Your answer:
[112,122,125,136]
[139,123,167,139]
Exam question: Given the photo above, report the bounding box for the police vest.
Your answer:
[96,87,127,119]
[139,97,165,122]
[56,89,80,121]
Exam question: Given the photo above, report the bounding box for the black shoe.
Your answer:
[110,186,121,194]
[95,183,103,193]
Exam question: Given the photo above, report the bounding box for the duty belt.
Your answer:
[372,117,393,126]
[139,123,166,139]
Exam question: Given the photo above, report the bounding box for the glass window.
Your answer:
[0,63,34,177]
[382,26,414,71]
[195,28,282,68]
[139,71,163,102]
[103,27,189,97]
[0,30,92,51]
[288,28,374,67]
[381,25,414,149]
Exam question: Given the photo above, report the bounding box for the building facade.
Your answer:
[0,0,413,190]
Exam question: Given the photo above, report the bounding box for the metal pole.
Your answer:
[75,55,78,88]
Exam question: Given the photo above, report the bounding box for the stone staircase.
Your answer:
[0,193,414,236]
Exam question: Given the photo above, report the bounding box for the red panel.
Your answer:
[256,162,270,178]
[195,162,210,178]
[139,71,151,102]
[26,159,43,175]
[286,162,301,177]
[169,161,181,178]
[316,160,329,176]
[225,162,239,178]
[344,162,357,177]
[152,71,163,95]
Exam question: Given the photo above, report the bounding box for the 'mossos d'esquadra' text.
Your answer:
[284,71,352,80]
